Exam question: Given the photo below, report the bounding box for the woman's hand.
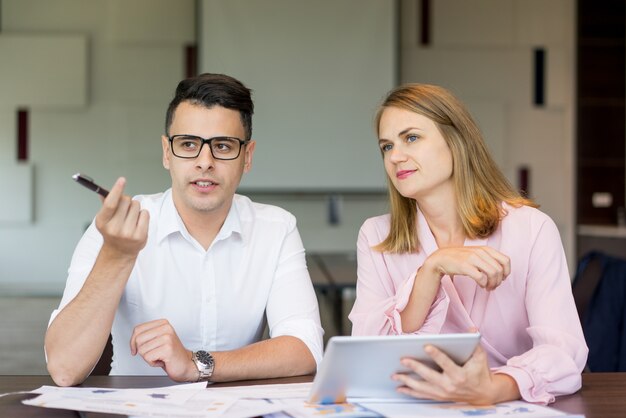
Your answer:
[401,246,509,333]
[425,246,510,291]
[392,344,520,405]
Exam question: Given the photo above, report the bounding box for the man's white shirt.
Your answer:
[49,190,324,375]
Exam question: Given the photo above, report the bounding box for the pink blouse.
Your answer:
[349,203,588,404]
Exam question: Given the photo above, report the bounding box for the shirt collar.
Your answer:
[156,190,243,245]
[214,196,243,244]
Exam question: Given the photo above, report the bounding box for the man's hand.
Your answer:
[95,177,149,259]
[130,319,198,382]
[425,246,511,291]
[392,344,520,405]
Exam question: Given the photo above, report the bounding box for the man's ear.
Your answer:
[161,135,171,170]
[243,140,256,173]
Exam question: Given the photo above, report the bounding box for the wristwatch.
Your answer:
[191,350,215,381]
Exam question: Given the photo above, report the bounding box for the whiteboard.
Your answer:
[200,0,396,191]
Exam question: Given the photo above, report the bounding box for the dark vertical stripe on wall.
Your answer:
[185,0,200,78]
[533,48,546,106]
[17,108,29,162]
[393,0,401,84]
[185,44,198,78]
[518,166,530,198]
[420,0,431,46]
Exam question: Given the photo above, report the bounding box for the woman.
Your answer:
[349,84,587,405]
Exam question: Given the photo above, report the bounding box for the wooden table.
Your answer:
[1,373,624,417]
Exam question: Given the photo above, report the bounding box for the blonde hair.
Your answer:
[375,84,536,254]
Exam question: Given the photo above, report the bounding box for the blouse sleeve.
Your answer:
[493,215,588,404]
[349,219,450,336]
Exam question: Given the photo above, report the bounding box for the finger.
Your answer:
[410,347,475,400]
[103,178,127,213]
[476,250,507,287]
[393,373,446,401]
[423,345,461,375]
[133,319,168,335]
[101,195,132,237]
[130,319,169,355]
[481,247,511,277]
[471,250,505,290]
[96,177,126,224]
[393,373,431,394]
[437,248,500,289]
[140,339,180,370]
[130,336,136,356]
[130,326,141,356]
[462,265,489,288]
[133,323,172,350]
[122,200,141,232]
[140,344,168,368]
[136,334,173,359]
[468,343,488,365]
[397,385,437,401]
[111,195,132,225]
[400,357,447,387]
[463,254,500,290]
[136,210,150,240]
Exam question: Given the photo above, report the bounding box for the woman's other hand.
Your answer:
[392,344,520,405]
[425,246,510,291]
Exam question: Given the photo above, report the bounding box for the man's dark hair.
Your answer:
[165,73,254,140]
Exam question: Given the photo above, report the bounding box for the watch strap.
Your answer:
[192,350,215,382]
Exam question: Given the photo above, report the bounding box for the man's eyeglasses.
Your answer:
[168,135,249,160]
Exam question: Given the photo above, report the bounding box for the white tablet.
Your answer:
[308,333,481,404]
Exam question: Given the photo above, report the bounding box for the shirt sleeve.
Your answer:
[349,219,449,336]
[48,219,103,328]
[264,217,325,368]
[493,215,588,404]
[45,219,103,362]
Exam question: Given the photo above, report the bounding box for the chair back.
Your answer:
[91,334,113,375]
[573,251,626,372]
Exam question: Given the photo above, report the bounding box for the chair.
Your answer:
[91,334,113,375]
[573,251,626,372]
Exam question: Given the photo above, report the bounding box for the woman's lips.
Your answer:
[396,170,416,179]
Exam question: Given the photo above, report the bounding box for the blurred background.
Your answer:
[0,0,624,374]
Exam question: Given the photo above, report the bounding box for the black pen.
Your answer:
[72,173,110,198]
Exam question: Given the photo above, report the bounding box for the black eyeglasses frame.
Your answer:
[167,135,249,160]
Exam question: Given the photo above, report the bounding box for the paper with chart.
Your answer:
[208,383,568,418]
[22,382,237,417]
[21,381,572,418]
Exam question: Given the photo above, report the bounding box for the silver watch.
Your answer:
[192,350,215,381]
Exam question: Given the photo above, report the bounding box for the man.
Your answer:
[45,73,324,386]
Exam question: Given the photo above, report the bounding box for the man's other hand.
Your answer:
[130,319,198,382]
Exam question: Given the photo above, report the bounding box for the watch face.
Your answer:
[195,350,213,367]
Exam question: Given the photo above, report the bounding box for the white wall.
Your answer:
[0,0,193,293]
[0,0,577,294]
[200,0,396,191]
[399,0,576,270]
